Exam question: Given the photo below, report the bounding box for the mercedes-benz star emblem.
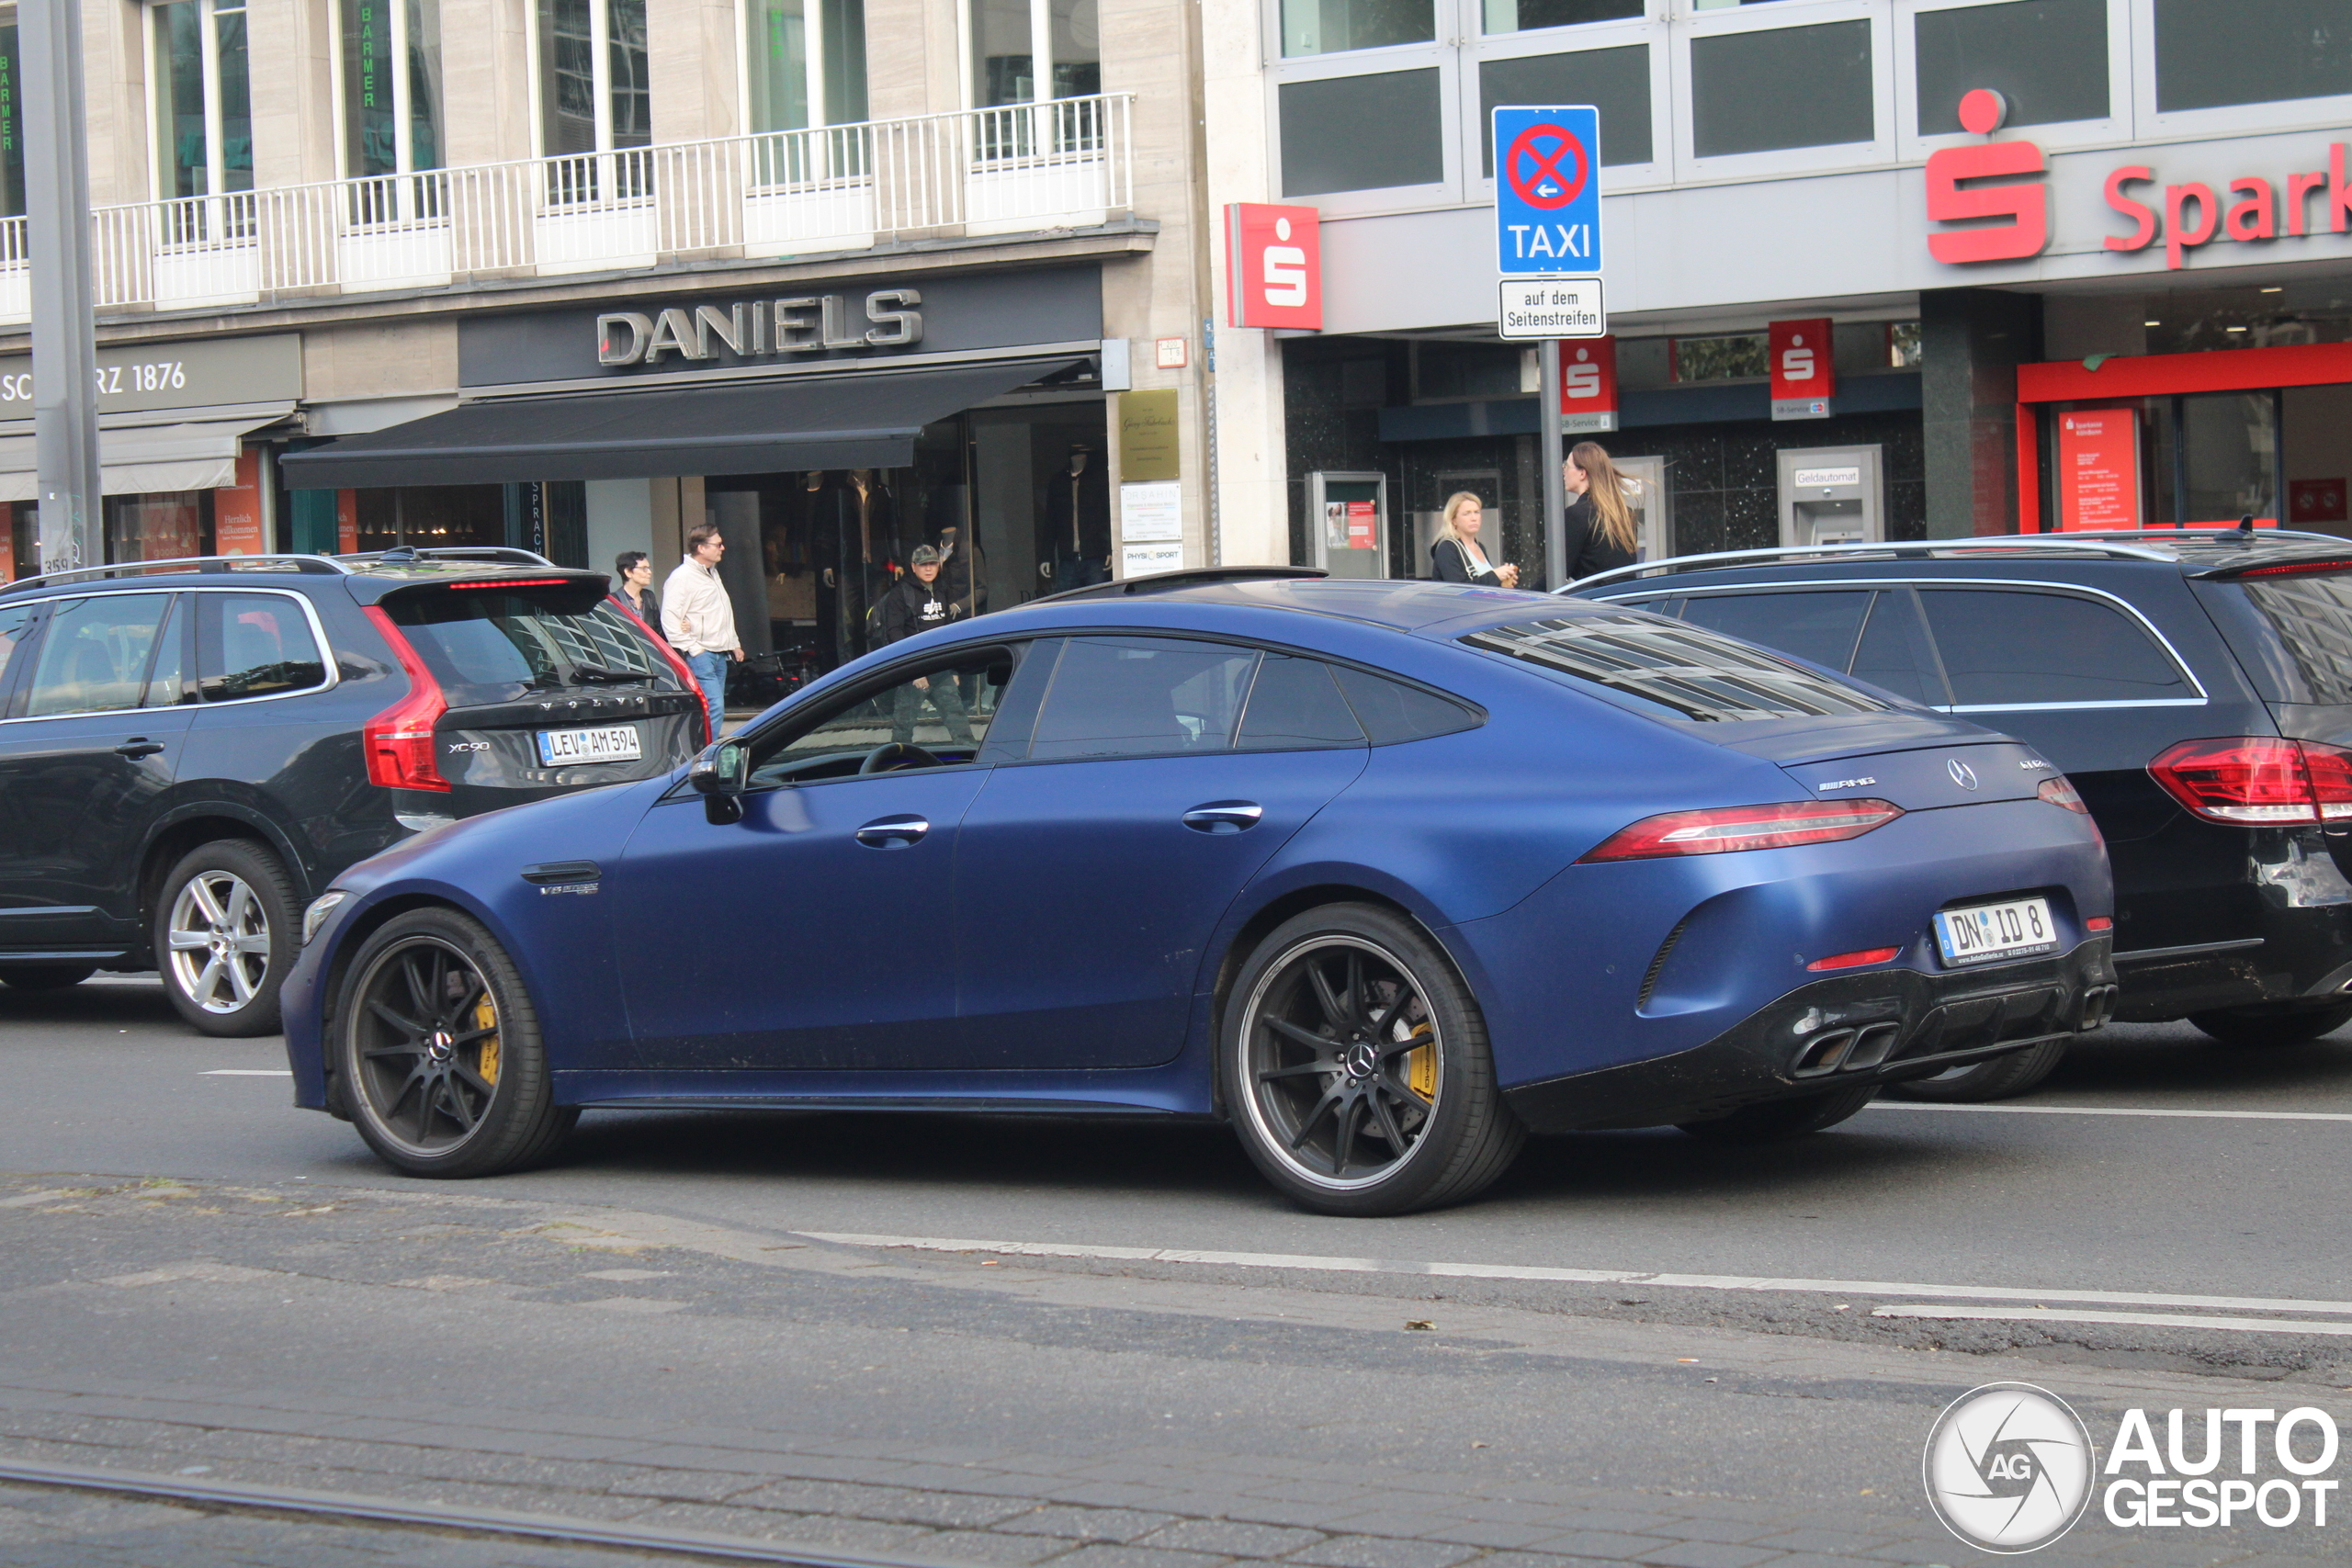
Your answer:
[1948,759,1981,791]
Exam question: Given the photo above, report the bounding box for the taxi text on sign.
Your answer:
[1225,203,1322,331]
[1492,106,1602,276]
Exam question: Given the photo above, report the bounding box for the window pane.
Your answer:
[1282,0,1433,57]
[1915,0,2107,135]
[1919,590,2190,706]
[214,0,253,193]
[821,0,867,120]
[382,586,681,703]
[1849,591,1946,706]
[747,0,810,130]
[408,0,443,169]
[1049,0,1098,97]
[341,0,398,175]
[0,17,27,217]
[1679,591,1870,675]
[106,491,209,563]
[607,0,650,149]
[26,594,172,717]
[1330,665,1481,743]
[1483,0,1638,35]
[1463,613,1883,723]
[1477,45,1649,174]
[537,0,595,154]
[198,593,326,702]
[1690,20,1871,157]
[0,602,29,692]
[154,1,209,198]
[2243,575,2352,706]
[1279,70,1442,196]
[971,0,1033,107]
[2182,391,2278,525]
[2155,0,2352,113]
[1672,333,1766,381]
[1028,637,1258,761]
[760,659,996,778]
[1236,657,1364,750]
[143,595,190,707]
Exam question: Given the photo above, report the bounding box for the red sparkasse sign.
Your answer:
[1561,335,1617,432]
[2056,409,2141,531]
[1769,319,1834,420]
[1225,203,1322,331]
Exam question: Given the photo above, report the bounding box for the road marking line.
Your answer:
[1866,1101,2352,1123]
[799,1231,2352,1318]
[1873,1303,2352,1337]
[201,1069,292,1077]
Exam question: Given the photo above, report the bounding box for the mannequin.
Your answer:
[1044,444,1112,590]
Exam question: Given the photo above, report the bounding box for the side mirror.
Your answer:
[689,739,750,824]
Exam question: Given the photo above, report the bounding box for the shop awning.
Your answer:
[277,359,1085,490]
[0,406,292,502]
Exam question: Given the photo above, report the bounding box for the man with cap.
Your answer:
[875,546,975,747]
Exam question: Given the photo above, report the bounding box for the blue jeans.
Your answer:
[687,650,729,735]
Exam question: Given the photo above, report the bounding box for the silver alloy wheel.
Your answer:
[165,870,272,1014]
[1237,934,1444,1191]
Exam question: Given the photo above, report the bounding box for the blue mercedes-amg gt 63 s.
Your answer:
[283,569,2116,1214]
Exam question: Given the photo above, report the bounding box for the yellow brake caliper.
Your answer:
[474,996,501,1087]
[1404,1021,1437,1100]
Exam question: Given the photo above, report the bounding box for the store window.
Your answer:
[1477,44,1648,172]
[2154,0,2352,114]
[1689,18,1871,157]
[0,7,22,218]
[151,0,253,202]
[1281,0,1432,58]
[536,0,649,158]
[971,0,1099,105]
[346,485,508,552]
[744,0,866,130]
[1915,0,2105,134]
[106,492,213,564]
[1279,69,1443,197]
[1670,333,1767,382]
[1482,0,1637,35]
[338,0,442,179]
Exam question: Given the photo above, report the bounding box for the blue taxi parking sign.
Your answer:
[1493,106,1601,276]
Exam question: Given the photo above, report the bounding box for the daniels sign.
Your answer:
[1926,87,2352,271]
[596,290,923,365]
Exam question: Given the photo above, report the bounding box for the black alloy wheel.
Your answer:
[2188,999,2352,1048]
[1224,903,1523,1215]
[337,907,575,1178]
[0,965,96,990]
[1678,1083,1879,1143]
[1887,1037,2070,1102]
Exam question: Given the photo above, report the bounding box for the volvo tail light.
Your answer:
[608,594,710,745]
[2147,737,2352,825]
[361,606,451,793]
[1578,799,1903,863]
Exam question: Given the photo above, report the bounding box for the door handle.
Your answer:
[114,739,166,759]
[855,814,930,849]
[1182,801,1263,834]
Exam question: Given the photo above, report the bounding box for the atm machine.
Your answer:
[1309,471,1389,579]
[1776,446,1883,547]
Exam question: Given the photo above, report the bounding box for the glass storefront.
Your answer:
[104,491,214,563]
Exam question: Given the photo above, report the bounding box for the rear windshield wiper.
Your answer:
[571,666,653,684]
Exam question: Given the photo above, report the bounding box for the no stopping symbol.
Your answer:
[1504,124,1589,210]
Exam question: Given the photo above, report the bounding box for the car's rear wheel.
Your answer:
[336,907,575,1179]
[1678,1083,1879,1144]
[1223,904,1523,1216]
[1886,1038,2069,1102]
[0,964,96,990]
[156,840,299,1037]
[2188,1000,2352,1048]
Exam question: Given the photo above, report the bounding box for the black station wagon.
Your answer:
[1573,525,2352,1098]
[0,549,704,1035]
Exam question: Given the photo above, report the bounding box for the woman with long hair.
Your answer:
[1427,491,1520,588]
[1562,441,1639,581]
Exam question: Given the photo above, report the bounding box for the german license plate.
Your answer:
[1933,897,2057,967]
[536,725,641,765]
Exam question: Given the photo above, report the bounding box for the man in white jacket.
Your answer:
[661,524,742,733]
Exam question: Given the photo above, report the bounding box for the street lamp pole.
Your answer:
[23,0,101,575]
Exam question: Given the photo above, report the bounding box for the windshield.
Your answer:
[383,586,684,703]
[1463,611,1888,722]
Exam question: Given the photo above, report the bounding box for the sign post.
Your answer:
[1493,105,1603,590]
[23,0,101,575]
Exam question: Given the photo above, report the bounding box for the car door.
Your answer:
[606,640,1024,1074]
[953,637,1370,1071]
[0,591,197,954]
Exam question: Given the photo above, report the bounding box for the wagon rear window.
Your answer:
[1463,612,1887,722]
[2240,573,2352,706]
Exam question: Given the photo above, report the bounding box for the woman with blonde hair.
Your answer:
[1562,441,1639,581]
[1427,491,1519,588]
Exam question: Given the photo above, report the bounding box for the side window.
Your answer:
[23,593,174,717]
[1919,589,2192,707]
[1330,664,1482,744]
[142,595,192,707]
[197,593,327,702]
[1027,637,1261,761]
[752,646,1009,784]
[0,601,33,704]
[1679,591,1871,675]
[1849,590,1949,707]
[1235,656,1364,750]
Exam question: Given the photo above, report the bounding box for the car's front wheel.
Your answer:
[2188,1000,2352,1048]
[335,907,575,1178]
[1223,904,1524,1216]
[156,840,299,1037]
[1886,1038,2069,1102]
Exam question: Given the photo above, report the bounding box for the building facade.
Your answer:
[1202,0,2352,585]
[0,0,1220,682]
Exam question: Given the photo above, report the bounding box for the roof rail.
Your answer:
[0,553,352,595]
[1030,566,1328,605]
[1563,536,2182,595]
[337,546,561,568]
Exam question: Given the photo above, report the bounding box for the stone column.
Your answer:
[1921,287,2041,538]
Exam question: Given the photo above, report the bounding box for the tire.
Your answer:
[155,840,300,1037]
[0,964,96,990]
[2188,1000,2352,1048]
[334,906,575,1178]
[1886,1037,2069,1103]
[1222,903,1525,1216]
[1678,1083,1880,1144]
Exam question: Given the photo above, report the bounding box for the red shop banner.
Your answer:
[1769,319,1836,421]
[1561,335,1618,434]
[1225,203,1322,332]
[215,449,267,556]
[2055,409,2141,531]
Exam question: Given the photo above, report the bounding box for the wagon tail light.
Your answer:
[361,605,451,794]
[1578,799,1903,863]
[608,592,710,745]
[2147,737,2352,825]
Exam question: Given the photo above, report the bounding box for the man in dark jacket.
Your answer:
[876,547,976,747]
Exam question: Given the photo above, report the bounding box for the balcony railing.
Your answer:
[0,95,1133,322]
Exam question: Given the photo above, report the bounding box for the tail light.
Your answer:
[1807,946,1902,972]
[608,595,711,746]
[2036,775,2089,813]
[1579,799,1903,863]
[2147,737,2352,825]
[360,606,450,793]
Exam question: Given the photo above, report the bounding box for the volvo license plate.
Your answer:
[1933,897,2057,967]
[536,725,642,765]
